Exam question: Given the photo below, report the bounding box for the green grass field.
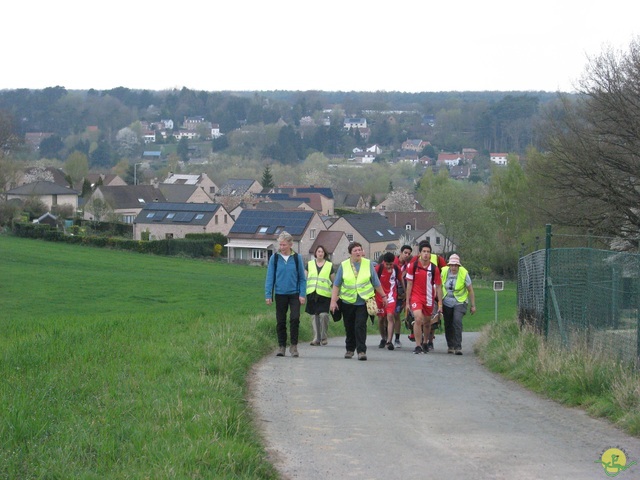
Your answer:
[0,235,517,478]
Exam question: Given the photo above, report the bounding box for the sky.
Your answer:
[4,1,640,94]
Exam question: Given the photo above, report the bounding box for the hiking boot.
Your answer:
[358,352,367,361]
[344,351,354,359]
[455,349,463,355]
[386,342,395,350]
[379,339,386,348]
[290,345,299,357]
[276,346,286,357]
[394,339,402,348]
[413,346,423,354]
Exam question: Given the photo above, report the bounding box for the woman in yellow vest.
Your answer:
[440,254,476,355]
[330,242,387,361]
[305,246,336,346]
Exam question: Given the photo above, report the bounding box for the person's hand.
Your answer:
[266,298,272,306]
[299,296,306,305]
[330,300,339,312]
[470,305,476,315]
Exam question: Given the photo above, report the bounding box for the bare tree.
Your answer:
[532,38,640,245]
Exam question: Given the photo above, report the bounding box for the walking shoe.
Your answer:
[276,346,286,357]
[413,346,423,354]
[394,339,402,348]
[344,351,354,359]
[427,341,434,351]
[379,339,386,348]
[290,345,299,357]
[358,352,367,361]
[386,342,395,351]
[310,340,320,346]
[321,339,328,345]
[421,343,429,353]
[447,348,455,354]
[455,349,463,355]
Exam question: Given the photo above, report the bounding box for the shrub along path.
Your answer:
[250,332,640,479]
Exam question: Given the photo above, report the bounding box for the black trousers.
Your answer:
[341,302,368,354]
[275,293,301,347]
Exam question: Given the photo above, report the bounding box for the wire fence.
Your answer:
[517,227,640,367]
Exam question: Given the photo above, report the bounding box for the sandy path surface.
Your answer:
[249,332,640,480]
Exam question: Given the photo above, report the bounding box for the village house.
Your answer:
[162,173,218,196]
[4,181,79,211]
[85,185,166,224]
[225,209,325,265]
[133,202,232,240]
[328,213,400,261]
[490,153,508,166]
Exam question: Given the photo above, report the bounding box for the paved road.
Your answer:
[249,332,640,480]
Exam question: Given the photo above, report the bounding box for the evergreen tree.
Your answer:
[261,165,275,189]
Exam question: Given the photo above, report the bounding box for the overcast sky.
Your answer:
[4,1,639,93]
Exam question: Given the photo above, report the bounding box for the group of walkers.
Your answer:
[264,231,476,360]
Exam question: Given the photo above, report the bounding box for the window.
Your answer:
[146,213,155,218]
[166,213,175,219]
[387,229,395,235]
[258,226,268,233]
[405,224,412,230]
[165,233,174,239]
[224,215,228,223]
[347,233,354,242]
[309,228,316,240]
[122,215,135,224]
[138,198,145,204]
[435,236,441,245]
[275,226,284,235]
[375,230,383,236]
[215,215,218,225]
[252,249,266,260]
[195,214,204,220]
[426,236,431,244]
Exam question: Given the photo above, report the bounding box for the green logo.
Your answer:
[595,447,637,477]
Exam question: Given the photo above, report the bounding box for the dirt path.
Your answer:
[249,332,640,480]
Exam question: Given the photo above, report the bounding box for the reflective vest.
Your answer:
[306,260,333,298]
[441,266,470,303]
[339,258,375,303]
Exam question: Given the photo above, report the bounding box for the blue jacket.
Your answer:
[265,252,307,299]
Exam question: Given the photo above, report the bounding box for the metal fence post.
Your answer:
[544,224,552,339]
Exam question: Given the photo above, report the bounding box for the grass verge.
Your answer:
[475,320,640,437]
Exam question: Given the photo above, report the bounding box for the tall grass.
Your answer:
[1,235,280,478]
[476,321,640,436]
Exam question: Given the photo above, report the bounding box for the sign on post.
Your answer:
[493,281,504,322]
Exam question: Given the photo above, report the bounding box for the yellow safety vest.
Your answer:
[306,260,333,298]
[441,266,470,303]
[339,258,375,304]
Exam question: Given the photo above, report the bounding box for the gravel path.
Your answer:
[249,332,640,480]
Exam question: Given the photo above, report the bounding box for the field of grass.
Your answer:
[0,235,517,478]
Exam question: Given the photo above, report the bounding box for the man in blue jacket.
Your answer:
[265,231,307,357]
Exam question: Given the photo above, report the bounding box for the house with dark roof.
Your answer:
[383,211,439,232]
[18,167,70,189]
[264,185,335,215]
[225,209,325,265]
[328,213,400,261]
[158,184,213,204]
[85,185,166,223]
[4,181,79,210]
[334,191,367,211]
[308,230,351,264]
[132,202,232,240]
[85,173,127,188]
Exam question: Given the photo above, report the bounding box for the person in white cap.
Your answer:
[440,253,476,355]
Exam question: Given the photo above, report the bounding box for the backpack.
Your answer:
[271,251,300,294]
[410,257,436,287]
[377,263,405,298]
